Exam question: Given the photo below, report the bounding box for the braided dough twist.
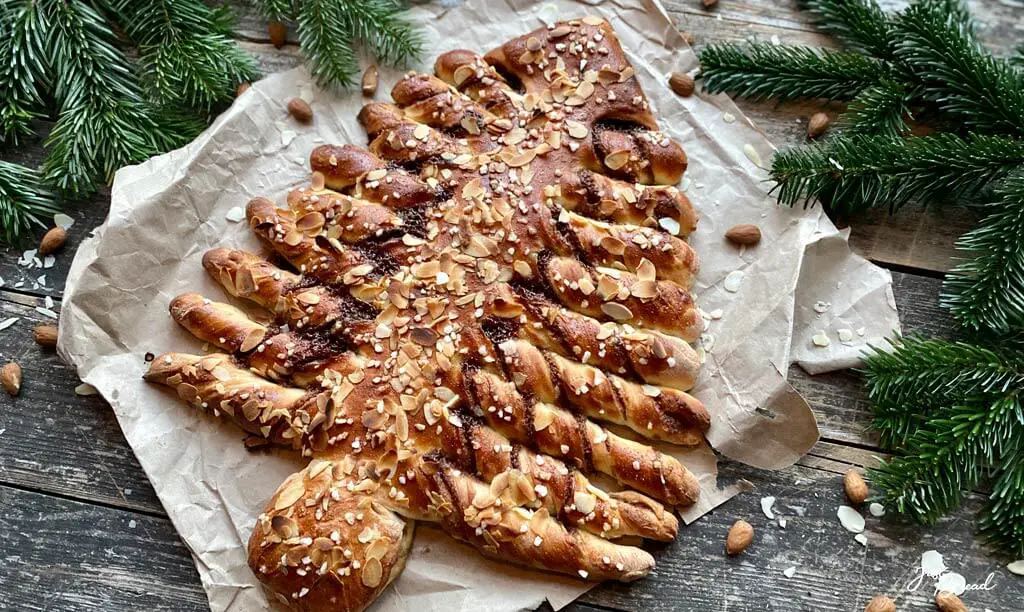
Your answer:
[147,16,710,612]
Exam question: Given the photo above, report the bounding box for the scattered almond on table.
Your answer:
[865,595,896,612]
[844,469,869,504]
[362,64,379,96]
[935,591,967,612]
[287,98,313,124]
[681,31,696,45]
[268,21,287,49]
[702,0,719,8]
[1,362,22,396]
[39,226,66,256]
[807,112,830,139]
[33,324,58,348]
[668,72,695,97]
[725,519,754,555]
[725,224,761,246]
[236,82,251,97]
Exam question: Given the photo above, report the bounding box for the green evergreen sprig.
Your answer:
[699,0,1024,555]
[261,0,422,89]
[0,0,47,146]
[0,161,60,244]
[797,0,893,59]
[864,335,1024,556]
[893,1,1024,138]
[942,175,1024,334]
[699,42,889,102]
[770,133,1024,216]
[106,0,259,109]
[840,80,911,137]
[42,0,194,195]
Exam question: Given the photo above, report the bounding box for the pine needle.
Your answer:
[863,335,1024,556]
[296,0,360,88]
[105,0,259,109]
[770,133,1024,217]
[699,41,889,102]
[798,0,893,59]
[840,79,911,137]
[290,0,422,89]
[0,161,60,245]
[41,0,195,195]
[0,0,48,145]
[942,174,1024,334]
[893,0,1024,137]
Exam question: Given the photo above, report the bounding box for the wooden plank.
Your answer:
[0,292,163,515]
[581,460,1023,612]
[0,484,207,611]
[2,463,1019,612]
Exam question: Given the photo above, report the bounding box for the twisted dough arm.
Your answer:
[250,453,656,610]
[468,369,701,506]
[435,409,680,540]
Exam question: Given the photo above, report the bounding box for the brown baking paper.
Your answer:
[59,0,900,610]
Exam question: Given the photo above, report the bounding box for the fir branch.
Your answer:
[0,0,49,145]
[893,0,1024,137]
[942,174,1024,334]
[840,79,910,137]
[105,0,259,109]
[863,336,1024,447]
[699,42,889,102]
[770,133,1024,216]
[0,161,60,244]
[798,0,893,59]
[979,449,1024,557]
[339,0,421,67]
[864,335,1024,550]
[296,0,360,88]
[292,0,421,90]
[258,0,296,22]
[41,0,186,195]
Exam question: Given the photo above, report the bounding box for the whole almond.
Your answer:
[1,362,21,396]
[844,469,869,504]
[362,64,379,96]
[668,72,695,97]
[287,98,313,124]
[865,595,896,612]
[681,31,696,46]
[702,0,719,8]
[236,82,251,97]
[39,226,66,256]
[935,591,967,612]
[808,112,830,139]
[725,519,753,555]
[33,324,58,348]
[725,224,761,246]
[268,21,287,49]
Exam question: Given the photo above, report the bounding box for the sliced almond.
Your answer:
[604,150,630,170]
[636,258,656,281]
[453,64,475,86]
[361,557,383,588]
[565,120,589,139]
[631,280,657,299]
[601,301,633,321]
[274,476,306,510]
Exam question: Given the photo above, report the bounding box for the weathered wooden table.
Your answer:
[1,1,1022,610]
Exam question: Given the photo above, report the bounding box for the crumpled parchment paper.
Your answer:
[58,0,901,610]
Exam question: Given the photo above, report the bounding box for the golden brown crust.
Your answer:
[148,16,710,611]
